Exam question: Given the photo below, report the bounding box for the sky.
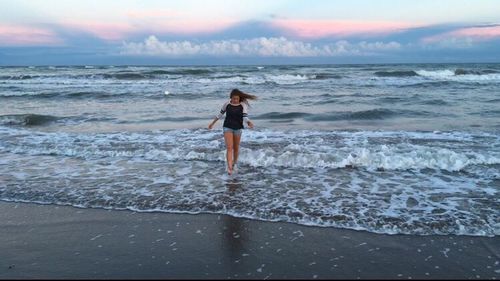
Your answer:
[0,0,499,65]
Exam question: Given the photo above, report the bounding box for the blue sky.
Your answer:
[1,0,499,65]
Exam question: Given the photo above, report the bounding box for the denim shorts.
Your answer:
[223,127,242,135]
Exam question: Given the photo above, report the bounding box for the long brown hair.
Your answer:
[230,89,257,106]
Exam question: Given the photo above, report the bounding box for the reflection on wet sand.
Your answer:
[223,179,248,275]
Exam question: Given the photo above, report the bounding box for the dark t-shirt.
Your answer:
[216,100,250,130]
[223,104,244,130]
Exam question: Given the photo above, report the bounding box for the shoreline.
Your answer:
[1,201,498,279]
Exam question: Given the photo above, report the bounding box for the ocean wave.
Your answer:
[397,80,455,88]
[1,127,498,236]
[0,114,62,126]
[141,70,173,75]
[102,69,214,78]
[1,152,498,237]
[167,68,214,75]
[373,68,500,79]
[470,110,500,118]
[0,90,128,99]
[0,114,115,127]
[310,109,403,121]
[196,73,317,85]
[316,108,440,122]
[374,70,419,77]
[0,68,215,82]
[0,69,318,85]
[255,108,437,122]
[238,146,500,171]
[371,68,500,84]
[265,74,316,85]
[416,69,500,82]
[101,73,147,80]
[0,75,40,80]
[10,143,497,172]
[117,116,207,124]
[313,73,343,80]
[1,128,498,172]
[254,112,313,119]
[414,99,450,106]
[454,68,499,75]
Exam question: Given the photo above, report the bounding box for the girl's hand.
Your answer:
[208,123,214,130]
[247,121,254,129]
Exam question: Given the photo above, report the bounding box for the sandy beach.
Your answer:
[0,201,498,279]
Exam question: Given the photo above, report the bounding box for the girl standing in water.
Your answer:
[208,89,257,175]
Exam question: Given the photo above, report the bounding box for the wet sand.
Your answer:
[0,201,498,279]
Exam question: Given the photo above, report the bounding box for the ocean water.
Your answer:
[0,64,499,237]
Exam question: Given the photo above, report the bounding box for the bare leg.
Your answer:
[233,133,241,168]
[224,132,234,175]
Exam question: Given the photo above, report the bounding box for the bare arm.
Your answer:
[208,117,218,129]
[208,101,229,130]
[242,103,254,129]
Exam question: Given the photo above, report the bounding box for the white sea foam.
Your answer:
[1,143,497,236]
[416,69,456,79]
[193,74,315,85]
[264,74,315,84]
[0,128,498,172]
[416,69,500,82]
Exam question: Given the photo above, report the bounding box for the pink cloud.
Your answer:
[271,19,419,39]
[0,24,63,46]
[123,8,236,34]
[423,25,500,43]
[63,18,237,42]
[64,21,135,41]
[123,8,237,34]
[151,19,238,34]
[126,9,182,19]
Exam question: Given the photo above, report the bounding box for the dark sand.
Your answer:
[0,201,498,279]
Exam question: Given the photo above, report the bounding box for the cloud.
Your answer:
[120,36,401,57]
[421,24,500,48]
[124,8,237,35]
[125,9,183,19]
[59,18,238,42]
[270,19,421,39]
[451,25,500,39]
[0,24,64,46]
[63,21,135,41]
